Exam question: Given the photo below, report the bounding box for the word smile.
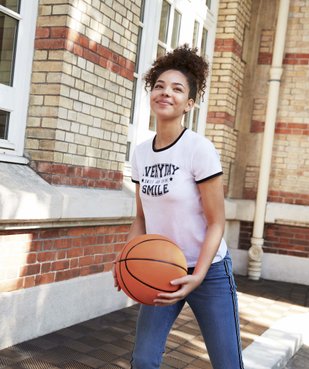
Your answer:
[141,184,168,196]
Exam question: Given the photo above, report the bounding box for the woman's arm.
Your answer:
[154,175,225,305]
[192,174,225,279]
[113,184,146,290]
[127,184,146,241]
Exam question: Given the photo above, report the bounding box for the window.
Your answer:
[126,0,219,162]
[0,0,38,163]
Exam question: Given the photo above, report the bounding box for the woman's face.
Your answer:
[150,69,194,121]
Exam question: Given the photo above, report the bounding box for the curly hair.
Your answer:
[144,44,209,101]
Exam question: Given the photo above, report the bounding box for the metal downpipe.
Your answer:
[248,0,291,280]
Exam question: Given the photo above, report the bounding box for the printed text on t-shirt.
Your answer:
[141,163,180,196]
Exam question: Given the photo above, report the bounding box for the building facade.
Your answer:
[0,0,308,349]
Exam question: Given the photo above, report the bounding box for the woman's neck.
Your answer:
[155,121,184,150]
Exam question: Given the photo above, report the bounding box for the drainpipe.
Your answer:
[248,0,290,280]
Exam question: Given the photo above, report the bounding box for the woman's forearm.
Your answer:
[127,216,146,242]
[192,223,224,281]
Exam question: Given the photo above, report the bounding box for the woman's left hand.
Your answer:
[153,274,203,306]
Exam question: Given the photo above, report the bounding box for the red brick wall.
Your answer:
[239,221,253,250]
[0,224,130,292]
[239,221,309,257]
[29,162,123,189]
[35,26,134,81]
[243,189,309,206]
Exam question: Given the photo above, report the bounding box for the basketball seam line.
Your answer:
[124,259,179,293]
[117,258,187,272]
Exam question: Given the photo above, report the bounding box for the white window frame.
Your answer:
[0,0,39,163]
[127,0,219,163]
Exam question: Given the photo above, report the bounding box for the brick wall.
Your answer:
[239,221,309,258]
[25,0,141,189]
[206,0,252,190]
[242,0,309,204]
[0,223,130,292]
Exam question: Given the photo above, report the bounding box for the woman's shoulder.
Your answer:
[135,136,154,151]
[184,129,216,150]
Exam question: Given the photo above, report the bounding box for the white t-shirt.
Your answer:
[131,128,227,267]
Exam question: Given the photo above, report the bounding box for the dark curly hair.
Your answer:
[144,44,209,101]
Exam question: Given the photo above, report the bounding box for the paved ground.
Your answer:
[0,275,308,369]
[283,345,309,369]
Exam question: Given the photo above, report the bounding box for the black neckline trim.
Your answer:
[152,128,187,152]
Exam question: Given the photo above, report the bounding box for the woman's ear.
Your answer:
[184,98,195,113]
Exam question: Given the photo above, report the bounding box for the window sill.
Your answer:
[0,153,29,164]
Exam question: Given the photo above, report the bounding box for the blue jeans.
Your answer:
[131,253,244,369]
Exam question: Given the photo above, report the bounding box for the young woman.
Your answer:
[114,45,244,369]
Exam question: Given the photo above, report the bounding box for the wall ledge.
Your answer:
[225,198,309,226]
[1,163,307,227]
[0,163,135,223]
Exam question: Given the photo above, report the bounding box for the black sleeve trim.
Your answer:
[131,179,140,184]
[195,171,223,184]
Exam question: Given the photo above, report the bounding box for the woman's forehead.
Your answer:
[156,69,189,85]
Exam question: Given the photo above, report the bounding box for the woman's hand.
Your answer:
[112,259,121,292]
[153,274,203,306]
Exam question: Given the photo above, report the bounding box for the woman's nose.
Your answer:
[161,86,171,96]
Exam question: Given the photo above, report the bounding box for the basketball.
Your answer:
[115,234,187,305]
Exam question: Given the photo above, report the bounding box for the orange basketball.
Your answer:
[115,234,187,305]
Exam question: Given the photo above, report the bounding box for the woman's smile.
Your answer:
[150,69,194,119]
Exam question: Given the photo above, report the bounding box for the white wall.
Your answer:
[0,272,135,350]
[224,200,309,286]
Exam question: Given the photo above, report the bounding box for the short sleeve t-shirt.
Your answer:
[131,128,227,267]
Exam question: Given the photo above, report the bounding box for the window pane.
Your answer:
[0,109,9,139]
[201,27,208,56]
[0,11,18,86]
[157,44,166,58]
[171,10,181,49]
[149,110,156,131]
[0,0,20,13]
[158,0,170,43]
[192,21,199,48]
[183,110,191,129]
[196,94,201,105]
[206,0,211,9]
[192,108,199,132]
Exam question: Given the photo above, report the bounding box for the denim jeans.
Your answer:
[131,253,244,369]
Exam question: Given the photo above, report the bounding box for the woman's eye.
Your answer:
[154,84,163,89]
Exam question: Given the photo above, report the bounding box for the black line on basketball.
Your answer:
[118,257,187,273]
[123,259,180,293]
[118,262,144,304]
[123,237,176,259]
